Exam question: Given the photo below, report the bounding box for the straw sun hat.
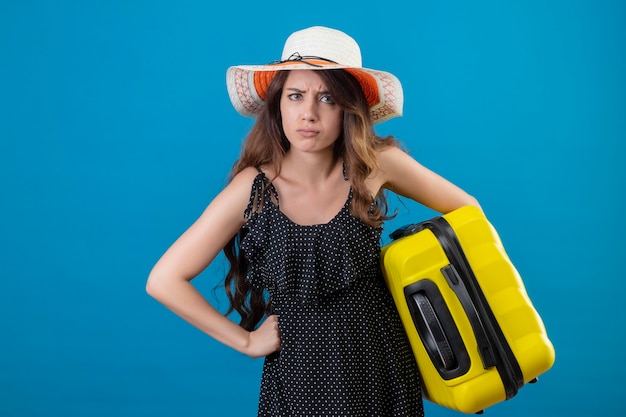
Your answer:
[226,26,403,124]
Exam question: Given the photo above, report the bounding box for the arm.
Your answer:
[378,146,481,214]
[145,167,281,358]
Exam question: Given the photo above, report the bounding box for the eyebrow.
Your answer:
[285,87,331,95]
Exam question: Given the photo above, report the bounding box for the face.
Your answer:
[280,70,343,154]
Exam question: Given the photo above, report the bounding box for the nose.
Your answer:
[301,97,318,122]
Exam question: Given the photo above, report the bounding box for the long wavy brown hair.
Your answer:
[223,69,401,330]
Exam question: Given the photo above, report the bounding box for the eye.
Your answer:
[320,94,336,104]
[287,93,303,101]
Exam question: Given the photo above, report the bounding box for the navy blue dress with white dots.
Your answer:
[240,170,424,417]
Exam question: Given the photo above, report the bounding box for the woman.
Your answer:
[147,26,479,416]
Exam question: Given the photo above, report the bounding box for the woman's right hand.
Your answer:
[246,314,282,359]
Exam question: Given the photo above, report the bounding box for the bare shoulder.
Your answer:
[375,145,413,184]
[377,145,409,166]
[216,167,259,208]
[362,145,403,196]
[208,166,261,222]
[229,166,262,189]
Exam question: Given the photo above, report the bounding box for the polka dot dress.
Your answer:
[240,171,424,417]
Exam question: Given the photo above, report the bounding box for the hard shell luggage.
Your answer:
[380,205,555,414]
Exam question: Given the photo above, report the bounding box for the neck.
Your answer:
[281,150,340,185]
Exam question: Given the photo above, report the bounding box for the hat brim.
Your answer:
[226,61,403,124]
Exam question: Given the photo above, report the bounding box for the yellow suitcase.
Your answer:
[381,206,555,414]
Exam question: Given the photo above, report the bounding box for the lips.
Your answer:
[297,128,319,137]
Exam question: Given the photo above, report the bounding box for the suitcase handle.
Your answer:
[404,280,471,380]
[411,292,457,370]
[389,223,422,240]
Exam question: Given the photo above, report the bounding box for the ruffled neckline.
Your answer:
[240,171,383,304]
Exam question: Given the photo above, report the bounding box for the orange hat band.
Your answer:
[253,65,380,108]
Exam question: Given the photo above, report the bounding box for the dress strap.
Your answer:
[243,167,279,219]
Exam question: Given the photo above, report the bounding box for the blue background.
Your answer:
[1,0,624,416]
